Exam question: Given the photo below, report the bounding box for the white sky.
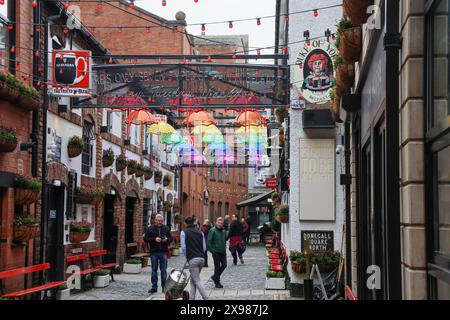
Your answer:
[138,0,277,57]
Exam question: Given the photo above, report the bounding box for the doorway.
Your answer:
[46,186,65,281]
[125,197,136,246]
[103,194,117,263]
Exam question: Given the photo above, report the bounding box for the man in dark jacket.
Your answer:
[207,217,227,288]
[144,214,172,293]
[227,214,245,265]
[181,217,208,300]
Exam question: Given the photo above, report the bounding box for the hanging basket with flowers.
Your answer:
[115,155,127,172]
[75,186,105,206]
[334,55,355,89]
[0,72,41,110]
[102,148,115,168]
[143,166,153,180]
[14,175,42,206]
[163,174,172,187]
[343,0,372,25]
[127,159,138,175]
[0,125,18,153]
[13,215,39,242]
[336,18,361,63]
[67,136,84,158]
[135,164,145,178]
[154,170,163,184]
[69,221,92,243]
[275,205,289,224]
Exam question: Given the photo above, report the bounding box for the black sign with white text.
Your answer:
[301,230,334,252]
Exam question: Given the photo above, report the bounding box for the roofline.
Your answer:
[117,0,186,26]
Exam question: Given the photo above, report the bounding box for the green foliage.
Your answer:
[266,271,284,278]
[271,192,280,202]
[68,136,84,149]
[142,166,152,173]
[289,251,340,269]
[116,154,127,165]
[154,170,162,178]
[125,259,142,265]
[14,175,42,190]
[14,215,38,226]
[103,148,114,160]
[136,164,146,171]
[78,186,104,198]
[334,55,343,68]
[163,174,171,184]
[70,221,92,233]
[275,205,289,216]
[336,16,358,33]
[95,269,110,276]
[0,125,18,143]
[0,72,40,100]
[58,283,68,290]
[127,159,138,168]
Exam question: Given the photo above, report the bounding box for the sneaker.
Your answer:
[239,257,244,264]
[148,288,157,294]
[215,282,224,289]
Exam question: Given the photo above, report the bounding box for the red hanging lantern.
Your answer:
[97,1,103,10]
[256,18,261,26]
[229,21,233,29]
[313,9,318,17]
[201,24,206,32]
[162,0,167,6]
[32,1,38,8]
[63,1,70,9]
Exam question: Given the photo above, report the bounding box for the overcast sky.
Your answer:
[139,0,277,58]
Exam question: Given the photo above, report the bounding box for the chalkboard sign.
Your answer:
[301,230,334,252]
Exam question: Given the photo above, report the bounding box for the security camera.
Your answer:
[336,145,344,155]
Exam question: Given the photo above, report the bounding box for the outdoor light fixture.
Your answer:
[20,142,35,151]
[53,180,62,187]
[142,149,149,155]
[124,139,131,145]
[100,126,109,133]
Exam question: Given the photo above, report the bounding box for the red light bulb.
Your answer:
[64,1,70,9]
[232,54,237,60]
[130,1,135,9]
[257,49,261,56]
[10,46,15,53]
[108,58,113,64]
[282,47,287,54]
[162,0,167,6]
[0,0,5,5]
[32,1,38,8]
[229,21,233,29]
[7,24,13,30]
[63,28,69,35]
[36,26,41,33]
[35,51,40,57]
[207,56,212,62]
[97,1,103,10]
[284,16,289,23]
[201,24,206,32]
[313,10,318,17]
[256,18,261,26]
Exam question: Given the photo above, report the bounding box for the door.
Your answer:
[47,186,65,281]
[103,194,117,263]
[125,197,135,246]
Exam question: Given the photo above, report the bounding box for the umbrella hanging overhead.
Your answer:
[234,111,266,126]
[185,111,217,126]
[236,125,266,135]
[202,134,225,145]
[191,124,222,136]
[125,110,158,125]
[230,93,262,105]
[161,132,183,145]
[147,121,176,135]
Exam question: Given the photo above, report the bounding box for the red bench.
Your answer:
[89,250,119,281]
[66,254,99,290]
[0,263,65,299]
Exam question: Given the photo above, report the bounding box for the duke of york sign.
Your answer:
[293,40,338,105]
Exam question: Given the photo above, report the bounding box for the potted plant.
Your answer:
[116,155,127,172]
[172,244,181,256]
[135,164,145,178]
[14,175,42,206]
[289,251,307,274]
[265,271,285,290]
[76,186,104,206]
[154,170,163,183]
[67,136,84,158]
[343,0,372,25]
[69,221,92,243]
[163,174,171,187]
[123,259,142,274]
[275,205,289,223]
[102,148,114,168]
[127,159,138,175]
[334,55,355,89]
[0,72,41,109]
[93,269,111,288]
[337,17,361,63]
[13,215,39,243]
[17,82,41,111]
[312,251,341,273]
[56,283,70,300]
[0,125,18,153]
[143,166,153,180]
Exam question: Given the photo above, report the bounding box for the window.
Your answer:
[218,167,223,182]
[210,166,215,180]
[0,4,9,73]
[225,202,229,216]
[217,202,222,218]
[130,124,140,146]
[82,121,95,175]
[225,168,230,183]
[237,168,241,185]
[209,202,215,222]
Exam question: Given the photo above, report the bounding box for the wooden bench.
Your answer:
[89,250,119,281]
[126,242,150,261]
[66,254,99,290]
[0,263,65,299]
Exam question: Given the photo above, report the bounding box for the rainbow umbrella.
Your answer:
[147,121,175,135]
[161,132,183,145]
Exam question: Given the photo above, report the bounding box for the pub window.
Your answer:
[218,167,223,182]
[217,202,222,218]
[82,120,95,176]
[209,201,215,223]
[210,166,215,180]
[225,202,229,216]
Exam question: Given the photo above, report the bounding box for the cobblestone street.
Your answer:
[68,244,296,300]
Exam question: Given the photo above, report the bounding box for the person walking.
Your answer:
[200,219,212,267]
[241,218,249,245]
[228,214,246,265]
[245,217,252,244]
[223,215,230,232]
[207,217,227,288]
[180,217,209,300]
[144,214,172,294]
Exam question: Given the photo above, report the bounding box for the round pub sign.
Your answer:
[293,39,337,105]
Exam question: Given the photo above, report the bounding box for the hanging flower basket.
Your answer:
[0,126,18,153]
[13,215,39,242]
[343,0,372,25]
[154,171,163,184]
[102,148,114,168]
[135,165,145,178]
[17,94,40,111]
[275,205,289,224]
[163,174,171,187]
[116,155,127,172]
[339,27,362,63]
[14,176,42,206]
[75,186,104,205]
[127,160,138,175]
[331,97,343,123]
[291,261,305,274]
[336,59,355,89]
[69,221,92,243]
[143,167,153,180]
[67,136,84,158]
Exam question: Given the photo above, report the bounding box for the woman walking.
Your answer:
[201,219,212,267]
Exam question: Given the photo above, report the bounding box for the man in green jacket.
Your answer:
[207,217,227,288]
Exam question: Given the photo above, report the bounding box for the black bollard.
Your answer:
[303,279,314,300]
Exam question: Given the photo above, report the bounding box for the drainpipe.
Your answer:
[384,0,402,300]
[344,122,352,288]
[31,0,41,177]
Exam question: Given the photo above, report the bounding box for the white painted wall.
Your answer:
[285,0,344,284]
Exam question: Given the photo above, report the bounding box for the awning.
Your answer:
[236,190,275,208]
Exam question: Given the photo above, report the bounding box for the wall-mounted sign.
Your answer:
[293,40,337,105]
[50,50,92,97]
[265,177,278,189]
[301,230,334,252]
[291,99,306,110]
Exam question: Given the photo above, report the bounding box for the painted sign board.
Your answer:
[301,230,334,252]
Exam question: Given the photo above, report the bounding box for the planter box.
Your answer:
[265,277,285,290]
[56,289,71,300]
[123,263,142,274]
[94,275,110,288]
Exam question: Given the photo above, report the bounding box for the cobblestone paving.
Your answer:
[68,244,299,300]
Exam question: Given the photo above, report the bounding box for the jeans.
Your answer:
[151,252,168,290]
[188,257,208,300]
[204,251,208,266]
[212,252,227,283]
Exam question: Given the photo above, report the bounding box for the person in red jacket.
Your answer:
[227,214,246,265]
[200,219,212,267]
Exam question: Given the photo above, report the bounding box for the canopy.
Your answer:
[236,190,275,208]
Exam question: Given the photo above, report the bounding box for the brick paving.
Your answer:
[68,244,300,300]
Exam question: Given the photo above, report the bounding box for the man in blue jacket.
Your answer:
[144,214,172,294]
